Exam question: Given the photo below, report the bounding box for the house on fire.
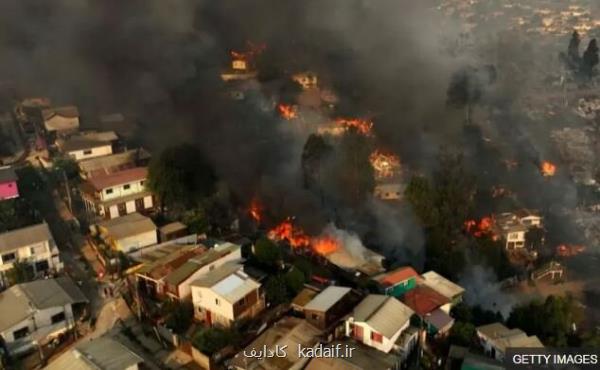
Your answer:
[41,106,80,135]
[81,167,155,220]
[302,286,358,330]
[476,322,544,362]
[494,210,543,251]
[0,223,63,287]
[0,277,88,356]
[0,166,19,201]
[191,262,264,328]
[56,130,118,161]
[345,294,418,360]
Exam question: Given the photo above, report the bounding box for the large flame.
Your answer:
[312,236,341,255]
[370,150,401,179]
[277,104,298,120]
[267,219,340,255]
[230,41,266,69]
[540,161,557,177]
[334,118,373,136]
[464,216,498,239]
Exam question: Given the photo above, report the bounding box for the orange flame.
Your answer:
[249,199,262,223]
[335,118,373,136]
[370,150,401,179]
[277,104,298,120]
[556,244,585,257]
[540,161,556,177]
[267,219,341,255]
[465,216,498,239]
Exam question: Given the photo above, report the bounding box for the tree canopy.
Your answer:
[147,144,217,212]
[253,237,282,269]
[301,134,332,190]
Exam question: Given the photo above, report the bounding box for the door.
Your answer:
[353,325,363,341]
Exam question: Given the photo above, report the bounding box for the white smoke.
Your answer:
[459,265,517,317]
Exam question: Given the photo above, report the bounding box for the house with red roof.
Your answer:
[0,167,19,201]
[81,167,155,220]
[402,285,454,337]
[372,266,419,297]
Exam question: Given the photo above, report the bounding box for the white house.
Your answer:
[96,213,157,253]
[81,167,154,219]
[41,106,80,133]
[494,210,543,250]
[56,131,118,161]
[45,334,144,370]
[0,223,63,286]
[0,277,88,356]
[345,295,415,354]
[476,323,544,362]
[164,242,243,300]
[191,262,264,328]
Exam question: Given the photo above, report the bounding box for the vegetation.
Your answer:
[507,295,583,347]
[332,129,375,205]
[162,300,194,335]
[284,267,306,295]
[192,327,237,355]
[301,134,332,189]
[264,275,289,306]
[252,237,282,269]
[52,156,80,182]
[448,321,476,347]
[5,261,35,285]
[147,144,217,213]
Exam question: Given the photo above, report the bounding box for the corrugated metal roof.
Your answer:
[0,167,17,183]
[421,271,465,300]
[0,223,53,253]
[192,262,259,304]
[353,295,413,339]
[87,167,147,191]
[99,212,156,240]
[303,286,351,312]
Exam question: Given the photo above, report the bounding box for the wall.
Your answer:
[99,179,146,202]
[192,287,234,322]
[384,278,416,297]
[0,181,19,200]
[0,239,60,275]
[179,248,243,299]
[345,318,407,353]
[115,230,158,253]
[68,144,113,161]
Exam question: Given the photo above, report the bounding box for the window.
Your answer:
[51,312,65,324]
[35,260,50,272]
[215,298,220,306]
[140,180,145,186]
[311,313,319,320]
[105,188,113,194]
[2,252,16,264]
[30,247,36,255]
[371,331,383,343]
[83,149,93,155]
[13,327,29,340]
[123,184,131,190]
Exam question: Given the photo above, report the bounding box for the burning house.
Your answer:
[220,42,264,82]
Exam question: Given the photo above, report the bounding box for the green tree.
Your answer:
[265,275,288,305]
[449,321,476,346]
[163,300,194,335]
[404,176,437,227]
[332,129,375,205]
[147,144,217,212]
[182,206,210,235]
[525,227,545,250]
[301,134,332,189]
[192,327,235,355]
[52,156,80,181]
[284,267,305,295]
[253,238,282,269]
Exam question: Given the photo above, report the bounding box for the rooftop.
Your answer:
[0,277,88,332]
[0,222,53,254]
[98,212,157,240]
[0,166,17,183]
[477,323,544,352]
[159,222,188,235]
[305,340,400,370]
[421,271,465,300]
[374,266,418,287]
[42,105,79,120]
[45,335,143,370]
[192,262,259,304]
[291,286,320,310]
[57,131,118,153]
[402,285,449,316]
[352,294,414,338]
[303,286,352,312]
[87,167,147,191]
[228,317,321,370]
[78,148,151,178]
[136,244,207,280]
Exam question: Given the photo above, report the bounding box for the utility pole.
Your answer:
[63,170,72,214]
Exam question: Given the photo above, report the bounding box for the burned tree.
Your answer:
[581,39,599,79]
[446,65,496,125]
[301,134,333,190]
[560,30,582,69]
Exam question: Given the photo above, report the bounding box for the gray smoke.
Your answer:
[459,265,518,317]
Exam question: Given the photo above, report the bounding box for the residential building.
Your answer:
[96,213,158,253]
[292,71,318,89]
[476,323,544,362]
[0,277,88,356]
[372,266,419,297]
[0,166,19,201]
[81,167,154,219]
[45,334,144,370]
[291,286,320,313]
[41,106,80,134]
[228,317,321,370]
[306,340,403,370]
[402,285,454,336]
[0,223,63,286]
[421,271,465,306]
[78,148,151,179]
[446,346,506,370]
[303,286,356,330]
[159,222,188,242]
[494,210,543,250]
[163,242,243,300]
[56,131,118,161]
[345,294,415,354]
[191,262,264,328]
[374,183,404,201]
